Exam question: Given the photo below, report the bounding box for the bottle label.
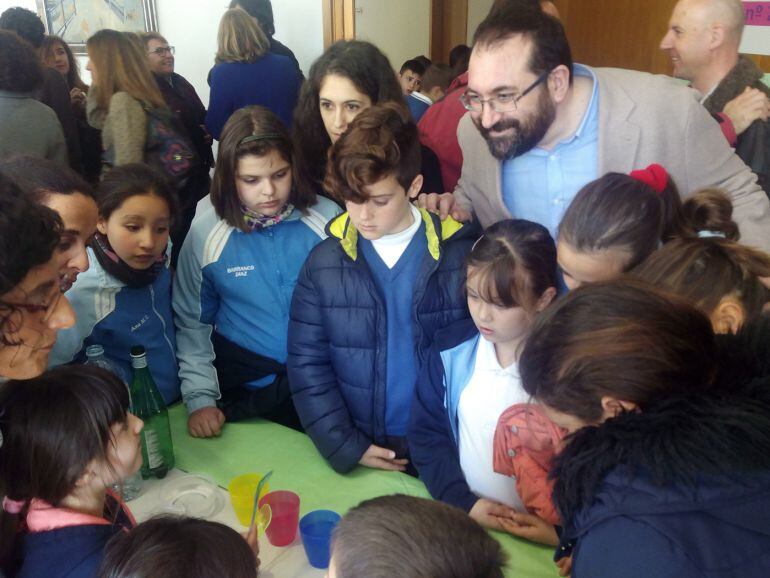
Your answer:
[143,429,163,469]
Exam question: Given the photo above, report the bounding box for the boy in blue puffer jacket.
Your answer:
[287,103,479,474]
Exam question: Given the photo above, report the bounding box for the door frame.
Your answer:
[322,0,356,47]
[322,0,468,63]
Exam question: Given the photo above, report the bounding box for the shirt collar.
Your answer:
[25,491,135,533]
[565,63,599,143]
[699,84,718,104]
[371,204,422,247]
[477,336,519,377]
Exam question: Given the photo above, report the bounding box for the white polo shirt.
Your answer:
[458,337,529,510]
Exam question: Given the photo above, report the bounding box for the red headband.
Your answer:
[629,163,669,194]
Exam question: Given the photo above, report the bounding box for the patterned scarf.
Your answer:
[91,232,167,288]
[241,203,294,231]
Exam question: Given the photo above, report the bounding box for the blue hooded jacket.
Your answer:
[49,248,179,404]
[287,209,478,473]
[173,196,341,414]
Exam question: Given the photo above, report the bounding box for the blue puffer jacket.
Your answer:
[287,208,479,473]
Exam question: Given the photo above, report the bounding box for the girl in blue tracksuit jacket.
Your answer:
[0,366,140,578]
[50,164,180,404]
[173,106,340,438]
[409,220,558,534]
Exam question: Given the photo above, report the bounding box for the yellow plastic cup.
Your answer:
[228,473,271,527]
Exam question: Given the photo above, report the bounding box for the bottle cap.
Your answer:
[85,344,105,358]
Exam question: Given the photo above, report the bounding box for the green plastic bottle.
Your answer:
[129,345,175,479]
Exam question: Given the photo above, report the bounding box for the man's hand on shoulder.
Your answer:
[414,192,472,222]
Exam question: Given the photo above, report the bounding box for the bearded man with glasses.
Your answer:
[420,3,770,252]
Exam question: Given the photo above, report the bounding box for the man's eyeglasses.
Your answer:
[460,69,552,113]
[148,46,175,56]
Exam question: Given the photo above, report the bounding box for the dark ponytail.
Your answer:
[634,238,770,326]
[558,167,739,272]
[679,188,739,241]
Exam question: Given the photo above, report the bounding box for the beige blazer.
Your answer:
[454,67,770,252]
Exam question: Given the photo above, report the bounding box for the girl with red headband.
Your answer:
[555,164,736,290]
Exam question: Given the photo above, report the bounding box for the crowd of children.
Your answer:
[1,0,770,577]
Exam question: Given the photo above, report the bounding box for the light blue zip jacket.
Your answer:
[49,248,180,404]
[173,196,341,414]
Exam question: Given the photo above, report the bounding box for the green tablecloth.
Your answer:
[169,404,558,578]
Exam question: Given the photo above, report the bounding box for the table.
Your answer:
[131,404,558,578]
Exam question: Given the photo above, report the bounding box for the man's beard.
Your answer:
[475,91,555,161]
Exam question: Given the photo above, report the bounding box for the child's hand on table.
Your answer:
[188,407,226,437]
[469,498,518,531]
[497,512,559,546]
[358,444,409,471]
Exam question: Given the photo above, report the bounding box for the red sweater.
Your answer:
[418,73,468,192]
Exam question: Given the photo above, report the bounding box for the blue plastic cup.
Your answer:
[299,509,341,569]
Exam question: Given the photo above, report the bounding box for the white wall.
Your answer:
[741,26,770,57]
[354,0,430,71]
[467,0,494,44]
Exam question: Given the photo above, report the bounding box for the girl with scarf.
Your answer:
[49,164,180,404]
[173,106,340,438]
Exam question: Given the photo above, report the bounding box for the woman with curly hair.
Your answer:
[0,30,67,165]
[0,170,75,379]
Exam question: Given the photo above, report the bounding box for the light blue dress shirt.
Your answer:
[501,64,600,239]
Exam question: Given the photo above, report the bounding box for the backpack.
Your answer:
[102,105,198,188]
[143,106,198,188]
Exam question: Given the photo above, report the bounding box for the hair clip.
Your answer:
[239,133,282,145]
[629,164,669,194]
[697,230,726,239]
[471,234,485,252]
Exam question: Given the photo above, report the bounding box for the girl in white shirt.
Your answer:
[409,219,557,534]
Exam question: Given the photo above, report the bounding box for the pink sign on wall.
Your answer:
[744,1,770,25]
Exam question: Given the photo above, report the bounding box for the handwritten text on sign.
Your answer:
[744,2,770,26]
